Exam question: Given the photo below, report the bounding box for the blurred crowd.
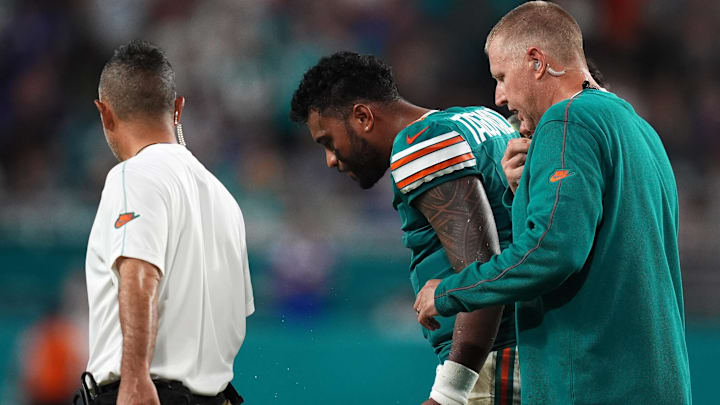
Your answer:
[2,0,720,331]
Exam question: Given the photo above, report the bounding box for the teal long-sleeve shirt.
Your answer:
[434,89,691,404]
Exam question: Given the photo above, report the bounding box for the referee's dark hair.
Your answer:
[290,51,400,123]
[99,40,176,120]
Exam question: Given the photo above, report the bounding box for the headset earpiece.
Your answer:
[546,64,567,77]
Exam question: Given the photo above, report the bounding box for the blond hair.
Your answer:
[485,1,585,66]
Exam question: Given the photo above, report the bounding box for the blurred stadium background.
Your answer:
[1,0,718,404]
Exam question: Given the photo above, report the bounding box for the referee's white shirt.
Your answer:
[85,143,254,395]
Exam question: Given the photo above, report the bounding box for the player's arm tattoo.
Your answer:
[413,176,504,372]
[414,176,501,272]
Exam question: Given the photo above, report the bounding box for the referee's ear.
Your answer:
[173,96,185,126]
[94,99,116,132]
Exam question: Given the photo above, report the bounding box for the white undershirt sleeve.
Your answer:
[107,163,170,276]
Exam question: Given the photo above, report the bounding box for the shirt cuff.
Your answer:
[110,248,166,276]
[435,278,457,317]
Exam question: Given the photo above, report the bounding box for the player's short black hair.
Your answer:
[290,51,400,123]
[99,40,176,120]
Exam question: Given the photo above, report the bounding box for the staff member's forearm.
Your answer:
[435,122,604,316]
[117,257,162,379]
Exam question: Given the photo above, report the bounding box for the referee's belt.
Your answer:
[74,374,244,405]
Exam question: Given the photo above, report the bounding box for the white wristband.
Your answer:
[429,360,479,405]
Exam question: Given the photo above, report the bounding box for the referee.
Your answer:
[79,40,253,405]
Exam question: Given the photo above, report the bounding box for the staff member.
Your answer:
[414,2,691,404]
[82,40,253,405]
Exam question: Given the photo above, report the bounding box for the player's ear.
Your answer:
[352,104,374,133]
[174,96,185,125]
[94,100,115,132]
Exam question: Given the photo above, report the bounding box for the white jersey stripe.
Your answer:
[461,116,486,142]
[391,141,473,182]
[399,159,477,194]
[391,131,459,163]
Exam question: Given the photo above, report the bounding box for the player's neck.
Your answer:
[387,99,432,133]
[378,100,430,153]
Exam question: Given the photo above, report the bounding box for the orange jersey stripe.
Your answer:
[390,136,465,171]
[396,153,474,189]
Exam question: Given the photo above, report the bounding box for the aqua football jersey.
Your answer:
[390,107,520,361]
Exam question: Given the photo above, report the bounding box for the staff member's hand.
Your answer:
[414,279,442,330]
[422,399,441,405]
[117,375,160,405]
[501,138,531,193]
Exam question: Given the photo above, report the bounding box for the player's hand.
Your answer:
[414,279,441,330]
[422,399,442,405]
[501,138,531,193]
[117,374,160,405]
